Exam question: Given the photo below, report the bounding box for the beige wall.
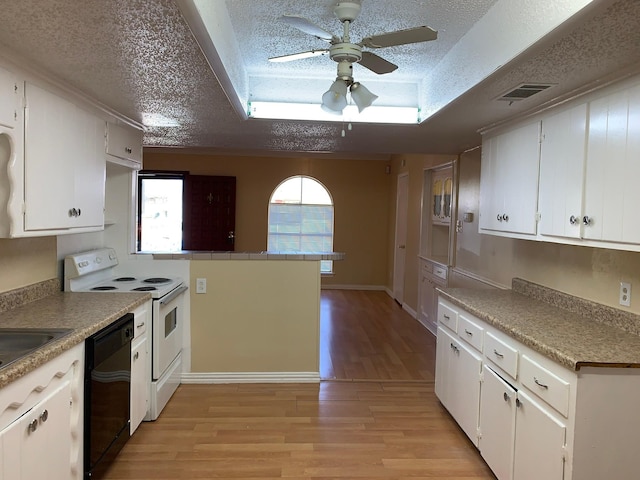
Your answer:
[453,148,640,313]
[144,152,391,287]
[0,237,57,292]
[190,260,319,373]
[386,153,457,311]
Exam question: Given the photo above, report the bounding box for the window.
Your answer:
[268,176,334,273]
[137,172,184,252]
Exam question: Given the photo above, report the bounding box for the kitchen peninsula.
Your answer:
[154,251,345,383]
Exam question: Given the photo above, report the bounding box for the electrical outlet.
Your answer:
[619,282,631,307]
[196,278,207,294]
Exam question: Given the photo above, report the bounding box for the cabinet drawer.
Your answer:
[484,331,518,379]
[437,301,458,333]
[421,261,433,275]
[433,265,448,281]
[458,314,484,352]
[520,354,570,417]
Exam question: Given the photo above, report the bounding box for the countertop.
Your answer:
[439,278,640,371]
[149,251,345,261]
[0,291,151,388]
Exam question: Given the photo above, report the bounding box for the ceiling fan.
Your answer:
[269,1,438,114]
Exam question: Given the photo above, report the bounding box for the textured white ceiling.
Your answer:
[0,0,636,156]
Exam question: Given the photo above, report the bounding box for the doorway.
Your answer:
[393,173,409,304]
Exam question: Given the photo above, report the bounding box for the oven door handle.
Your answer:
[159,285,188,305]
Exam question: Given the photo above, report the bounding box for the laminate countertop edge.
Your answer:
[0,292,151,389]
[437,286,640,371]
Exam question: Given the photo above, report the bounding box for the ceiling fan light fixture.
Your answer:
[350,82,378,113]
[321,79,348,114]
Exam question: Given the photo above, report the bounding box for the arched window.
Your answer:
[268,176,334,273]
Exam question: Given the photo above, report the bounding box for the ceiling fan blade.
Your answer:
[361,26,438,48]
[268,49,330,63]
[359,51,398,74]
[280,15,336,42]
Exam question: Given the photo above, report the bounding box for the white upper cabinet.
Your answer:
[481,74,640,252]
[480,121,541,236]
[583,83,640,244]
[0,66,19,130]
[106,122,143,169]
[538,103,588,239]
[23,82,105,233]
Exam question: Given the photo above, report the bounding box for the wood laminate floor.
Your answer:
[104,290,495,479]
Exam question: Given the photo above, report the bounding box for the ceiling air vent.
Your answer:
[496,83,555,102]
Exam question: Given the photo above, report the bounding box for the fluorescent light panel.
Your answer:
[248,102,419,124]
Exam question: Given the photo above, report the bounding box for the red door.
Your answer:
[182,175,236,251]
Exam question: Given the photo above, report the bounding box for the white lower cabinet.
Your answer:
[130,301,151,434]
[0,379,72,479]
[479,365,516,480]
[513,389,566,480]
[0,343,84,480]
[437,297,640,480]
[435,326,482,446]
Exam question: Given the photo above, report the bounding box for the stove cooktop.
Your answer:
[81,276,183,298]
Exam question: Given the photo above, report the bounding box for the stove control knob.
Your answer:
[96,256,102,264]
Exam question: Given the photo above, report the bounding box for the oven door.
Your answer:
[152,285,187,380]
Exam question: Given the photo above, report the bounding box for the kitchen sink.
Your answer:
[0,328,73,369]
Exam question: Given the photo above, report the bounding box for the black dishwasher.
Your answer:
[84,313,134,479]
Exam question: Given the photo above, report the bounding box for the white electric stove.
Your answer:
[64,248,187,420]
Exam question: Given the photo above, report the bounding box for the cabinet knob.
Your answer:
[77,208,81,217]
[516,398,522,408]
[569,215,579,225]
[27,418,38,434]
[39,409,49,423]
[502,214,509,222]
[503,392,511,402]
[582,215,592,226]
[497,214,503,222]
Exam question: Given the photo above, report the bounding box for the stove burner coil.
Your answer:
[114,277,136,282]
[91,286,118,291]
[143,277,171,284]
[133,286,157,291]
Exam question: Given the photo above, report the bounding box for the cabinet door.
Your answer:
[480,122,541,235]
[435,326,482,446]
[0,379,72,479]
[584,84,640,243]
[538,103,587,239]
[435,326,453,408]
[479,365,516,480]
[24,82,77,230]
[450,336,482,446]
[131,335,149,434]
[0,66,19,129]
[418,275,437,334]
[514,390,566,480]
[73,107,105,228]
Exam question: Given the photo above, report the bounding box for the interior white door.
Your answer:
[393,173,408,303]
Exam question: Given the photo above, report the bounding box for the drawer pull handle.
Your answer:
[465,329,473,336]
[534,377,549,389]
[493,349,504,358]
[503,392,510,402]
[443,314,450,320]
[136,322,145,328]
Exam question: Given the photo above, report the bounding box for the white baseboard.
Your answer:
[321,284,386,291]
[181,372,321,384]
[403,303,417,319]
[385,287,393,297]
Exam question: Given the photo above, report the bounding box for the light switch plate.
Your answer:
[196,278,207,294]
